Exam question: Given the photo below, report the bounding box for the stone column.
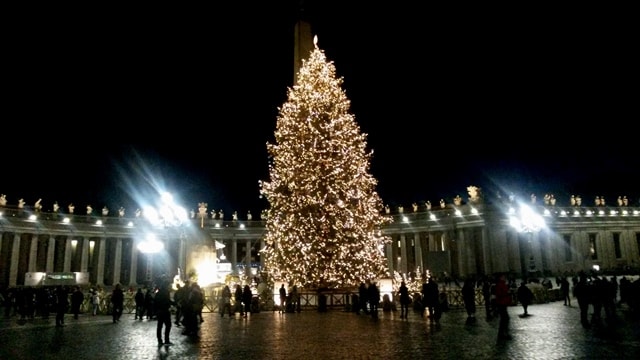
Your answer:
[46,236,55,273]
[385,238,393,275]
[81,238,90,272]
[231,239,238,272]
[9,233,21,287]
[28,234,39,272]
[113,238,122,285]
[480,227,492,275]
[63,238,73,272]
[455,228,466,277]
[413,231,424,273]
[245,239,252,271]
[96,237,106,286]
[399,234,408,274]
[129,242,138,287]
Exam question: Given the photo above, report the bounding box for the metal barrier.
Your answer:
[39,287,535,316]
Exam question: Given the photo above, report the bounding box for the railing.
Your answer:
[3,285,563,319]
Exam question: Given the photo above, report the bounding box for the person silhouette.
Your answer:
[517,281,533,316]
[279,284,287,313]
[495,273,512,340]
[154,281,175,346]
[462,278,477,324]
[367,281,380,319]
[398,281,411,319]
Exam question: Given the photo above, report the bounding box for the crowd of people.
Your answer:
[350,271,640,341]
[1,271,639,345]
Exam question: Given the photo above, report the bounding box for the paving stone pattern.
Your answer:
[1,301,639,360]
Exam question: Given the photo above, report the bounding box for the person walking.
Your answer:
[560,276,571,306]
[54,285,69,327]
[279,284,287,313]
[144,287,155,320]
[70,286,84,320]
[91,289,100,316]
[495,273,512,340]
[154,281,175,346]
[182,282,203,336]
[517,281,534,316]
[242,285,253,318]
[220,285,232,317]
[110,283,124,324]
[573,272,592,329]
[358,282,369,315]
[290,285,301,313]
[234,284,244,317]
[368,281,380,319]
[398,281,411,319]
[174,282,187,326]
[423,277,440,319]
[481,276,494,320]
[134,288,145,320]
[461,278,477,324]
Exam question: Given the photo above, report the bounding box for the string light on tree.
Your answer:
[259,35,392,290]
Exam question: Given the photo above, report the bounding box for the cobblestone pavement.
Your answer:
[1,301,639,360]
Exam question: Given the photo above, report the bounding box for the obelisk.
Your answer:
[293,1,313,85]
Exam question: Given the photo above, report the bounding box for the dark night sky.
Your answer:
[3,2,638,217]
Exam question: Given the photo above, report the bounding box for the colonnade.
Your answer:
[2,203,640,289]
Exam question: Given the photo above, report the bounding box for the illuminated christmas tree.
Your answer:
[259,36,392,290]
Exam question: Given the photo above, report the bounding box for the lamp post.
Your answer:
[509,204,545,278]
[141,192,188,283]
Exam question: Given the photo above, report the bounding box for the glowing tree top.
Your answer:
[259,36,392,290]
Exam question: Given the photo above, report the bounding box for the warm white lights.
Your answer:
[137,234,164,254]
[509,204,545,233]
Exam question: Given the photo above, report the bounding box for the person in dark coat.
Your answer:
[110,283,124,324]
[398,281,411,319]
[278,284,287,313]
[481,276,494,320]
[134,288,145,320]
[70,286,85,320]
[573,272,592,329]
[219,285,233,317]
[144,288,155,320]
[174,282,187,325]
[461,278,477,324]
[234,284,244,316]
[367,281,380,318]
[242,285,253,318]
[517,282,534,316]
[560,277,571,306]
[423,277,440,321]
[154,282,175,346]
[358,282,369,315]
[55,286,69,327]
[182,282,203,336]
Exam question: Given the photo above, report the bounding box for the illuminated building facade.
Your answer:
[1,195,639,289]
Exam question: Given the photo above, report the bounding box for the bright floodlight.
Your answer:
[137,234,164,253]
[510,203,545,232]
[143,192,188,227]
